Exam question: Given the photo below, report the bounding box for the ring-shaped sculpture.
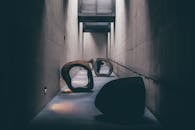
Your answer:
[94,58,113,77]
[61,60,94,92]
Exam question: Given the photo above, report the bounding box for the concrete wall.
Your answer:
[83,32,108,60]
[63,0,82,63]
[5,0,66,129]
[62,0,107,63]
[59,0,83,89]
[110,0,195,129]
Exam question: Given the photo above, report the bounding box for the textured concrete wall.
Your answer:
[83,33,108,60]
[110,0,195,129]
[59,0,82,89]
[63,0,82,63]
[29,0,66,118]
[6,0,66,129]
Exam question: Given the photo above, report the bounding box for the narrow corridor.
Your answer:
[3,0,195,130]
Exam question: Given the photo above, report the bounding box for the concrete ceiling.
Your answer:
[79,0,115,32]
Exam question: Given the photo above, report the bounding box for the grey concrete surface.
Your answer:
[28,0,66,118]
[29,70,161,130]
[63,0,82,63]
[5,1,66,129]
[109,0,195,129]
[83,33,108,60]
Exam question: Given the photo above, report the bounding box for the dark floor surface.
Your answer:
[28,69,161,130]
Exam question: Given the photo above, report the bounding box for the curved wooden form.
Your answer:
[87,59,94,70]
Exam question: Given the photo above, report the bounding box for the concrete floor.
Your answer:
[28,68,161,130]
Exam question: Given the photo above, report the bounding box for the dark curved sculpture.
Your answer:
[94,58,113,77]
[95,77,145,121]
[61,60,94,92]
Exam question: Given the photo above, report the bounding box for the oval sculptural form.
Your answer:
[61,60,94,92]
[95,77,145,121]
[94,58,113,77]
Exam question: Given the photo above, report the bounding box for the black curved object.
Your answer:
[61,60,94,92]
[95,77,145,121]
[94,58,113,77]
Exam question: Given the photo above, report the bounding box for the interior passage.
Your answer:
[3,0,195,130]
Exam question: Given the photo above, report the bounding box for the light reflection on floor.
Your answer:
[49,101,75,114]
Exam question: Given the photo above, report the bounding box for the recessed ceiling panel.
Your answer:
[80,0,96,14]
[79,0,115,16]
[97,0,112,14]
